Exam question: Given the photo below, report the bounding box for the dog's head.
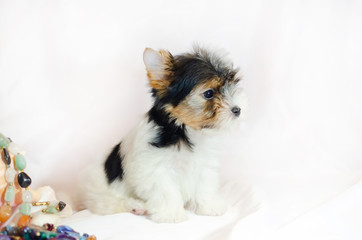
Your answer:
[144,46,247,131]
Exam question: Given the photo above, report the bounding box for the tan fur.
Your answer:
[145,49,174,97]
[165,78,226,129]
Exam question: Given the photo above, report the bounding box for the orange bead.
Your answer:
[17,214,32,227]
[0,204,12,223]
[87,235,97,240]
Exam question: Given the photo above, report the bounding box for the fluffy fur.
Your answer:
[79,46,248,223]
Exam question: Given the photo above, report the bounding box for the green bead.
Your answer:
[45,206,58,214]
[40,231,57,238]
[20,203,32,215]
[15,154,26,170]
[0,133,10,148]
[5,185,15,202]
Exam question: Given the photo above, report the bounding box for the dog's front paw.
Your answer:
[150,209,188,223]
[195,198,227,216]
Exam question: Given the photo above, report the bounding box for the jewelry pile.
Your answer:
[0,133,96,239]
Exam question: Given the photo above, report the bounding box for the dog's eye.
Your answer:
[203,89,215,100]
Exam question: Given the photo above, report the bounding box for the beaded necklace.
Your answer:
[0,133,96,239]
[1,133,33,226]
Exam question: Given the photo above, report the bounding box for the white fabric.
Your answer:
[1,0,361,239]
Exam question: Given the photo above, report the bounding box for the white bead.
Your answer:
[8,142,26,155]
[5,167,16,183]
[49,200,58,207]
[22,189,33,203]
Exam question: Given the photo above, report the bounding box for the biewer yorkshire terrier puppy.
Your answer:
[80,46,247,223]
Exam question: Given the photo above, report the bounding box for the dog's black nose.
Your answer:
[231,107,241,117]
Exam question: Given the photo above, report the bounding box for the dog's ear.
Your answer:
[143,48,173,93]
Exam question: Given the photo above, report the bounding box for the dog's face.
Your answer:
[144,47,247,130]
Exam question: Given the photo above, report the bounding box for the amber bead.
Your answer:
[17,214,32,227]
[87,235,97,240]
[0,205,12,223]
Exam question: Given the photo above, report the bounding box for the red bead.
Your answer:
[44,223,54,231]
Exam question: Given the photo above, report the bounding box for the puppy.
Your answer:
[80,46,247,223]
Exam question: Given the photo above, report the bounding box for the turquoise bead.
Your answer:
[4,186,15,202]
[0,133,10,148]
[15,154,26,170]
[20,203,32,215]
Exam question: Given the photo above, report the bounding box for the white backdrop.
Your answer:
[1,0,361,239]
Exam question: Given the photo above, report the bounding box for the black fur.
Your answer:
[148,105,193,149]
[159,51,237,106]
[148,48,238,149]
[104,143,124,183]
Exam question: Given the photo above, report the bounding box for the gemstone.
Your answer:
[43,223,54,231]
[22,227,36,240]
[55,234,76,240]
[17,214,32,227]
[5,168,16,183]
[44,206,58,214]
[15,154,26,170]
[0,133,10,148]
[17,172,32,188]
[5,185,15,202]
[56,225,74,233]
[20,203,32,215]
[0,205,12,222]
[87,235,97,240]
[1,148,11,165]
[22,189,33,203]
[8,226,21,236]
[40,231,57,239]
[57,201,66,211]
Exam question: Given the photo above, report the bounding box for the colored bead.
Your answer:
[44,206,58,214]
[40,231,57,239]
[17,172,32,188]
[17,214,32,227]
[22,189,33,203]
[8,142,23,155]
[0,235,11,240]
[8,226,21,236]
[55,234,76,240]
[22,227,36,240]
[0,133,10,148]
[15,154,26,170]
[0,205,12,223]
[87,235,97,240]
[56,225,74,233]
[20,203,32,215]
[5,185,15,202]
[43,223,54,231]
[1,148,11,165]
[5,167,16,183]
[57,201,66,211]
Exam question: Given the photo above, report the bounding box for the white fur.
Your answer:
[80,86,247,223]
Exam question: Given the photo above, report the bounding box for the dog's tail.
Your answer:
[77,163,146,215]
